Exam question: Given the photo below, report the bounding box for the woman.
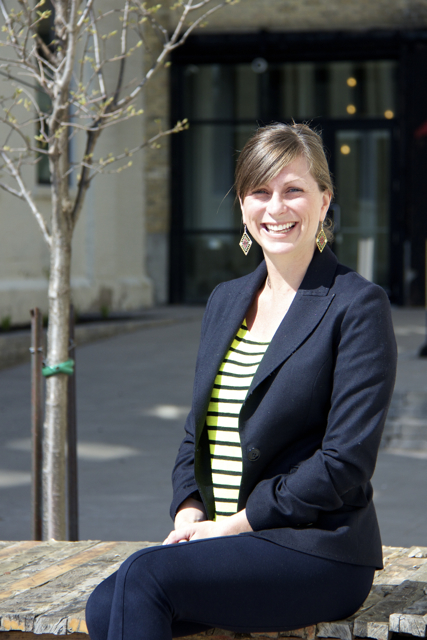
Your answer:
[86,123,397,640]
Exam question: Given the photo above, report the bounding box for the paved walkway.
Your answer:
[0,306,426,547]
[382,307,427,450]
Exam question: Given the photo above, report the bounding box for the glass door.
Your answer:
[332,129,391,289]
[171,57,398,302]
[181,122,262,303]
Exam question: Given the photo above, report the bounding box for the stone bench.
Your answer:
[0,541,427,640]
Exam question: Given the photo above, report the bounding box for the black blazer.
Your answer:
[170,247,397,568]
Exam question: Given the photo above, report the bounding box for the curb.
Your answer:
[0,307,205,371]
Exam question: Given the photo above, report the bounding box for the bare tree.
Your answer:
[0,0,235,540]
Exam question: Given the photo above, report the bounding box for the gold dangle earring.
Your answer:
[239,224,252,255]
[316,221,327,253]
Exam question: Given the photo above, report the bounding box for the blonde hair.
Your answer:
[235,123,334,241]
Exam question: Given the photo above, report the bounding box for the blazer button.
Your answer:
[247,448,260,461]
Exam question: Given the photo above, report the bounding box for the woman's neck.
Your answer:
[263,245,316,295]
[245,245,316,342]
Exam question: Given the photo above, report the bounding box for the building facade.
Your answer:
[147,0,427,306]
[2,0,427,328]
[0,1,153,327]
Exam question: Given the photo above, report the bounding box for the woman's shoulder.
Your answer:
[332,260,390,306]
[199,263,267,338]
[208,261,267,300]
[329,262,395,349]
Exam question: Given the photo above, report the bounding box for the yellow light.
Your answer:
[384,110,394,119]
[340,145,351,155]
[346,104,357,115]
[347,77,357,87]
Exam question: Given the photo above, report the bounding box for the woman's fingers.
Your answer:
[163,521,218,545]
[162,527,191,545]
[163,512,250,545]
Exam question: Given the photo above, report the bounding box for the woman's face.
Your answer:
[240,155,331,263]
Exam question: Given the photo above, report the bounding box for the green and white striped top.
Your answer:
[206,321,270,521]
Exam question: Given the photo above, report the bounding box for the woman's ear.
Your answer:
[239,197,246,225]
[320,191,332,221]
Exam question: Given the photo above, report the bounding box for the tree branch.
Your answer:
[77,26,92,88]
[116,0,230,110]
[90,7,106,99]
[169,2,227,50]
[137,7,169,47]
[82,120,189,179]
[57,0,78,93]
[1,151,52,246]
[70,127,101,226]
[0,55,45,87]
[0,113,33,150]
[0,69,46,95]
[77,0,95,28]
[112,0,130,107]
[0,0,19,48]
[169,0,196,48]
[0,0,233,247]
[19,0,57,68]
[52,0,68,34]
[0,180,24,198]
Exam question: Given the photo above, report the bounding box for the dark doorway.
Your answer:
[170,34,402,303]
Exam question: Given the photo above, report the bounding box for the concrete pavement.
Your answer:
[0,305,426,547]
[382,307,427,451]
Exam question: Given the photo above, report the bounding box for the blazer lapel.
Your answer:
[247,248,338,398]
[194,261,268,444]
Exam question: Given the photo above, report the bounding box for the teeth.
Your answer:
[265,222,296,232]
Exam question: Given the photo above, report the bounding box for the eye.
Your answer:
[252,188,269,195]
[288,187,302,193]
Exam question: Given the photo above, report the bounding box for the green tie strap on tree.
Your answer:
[42,359,75,378]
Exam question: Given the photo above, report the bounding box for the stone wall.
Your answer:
[190,0,427,32]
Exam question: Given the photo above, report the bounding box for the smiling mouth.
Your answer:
[263,222,296,233]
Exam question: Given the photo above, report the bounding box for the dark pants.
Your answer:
[86,533,375,640]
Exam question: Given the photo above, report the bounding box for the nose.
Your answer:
[265,193,284,216]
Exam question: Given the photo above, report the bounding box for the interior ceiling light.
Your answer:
[340,145,351,155]
[347,77,357,87]
[251,58,268,74]
[346,104,357,115]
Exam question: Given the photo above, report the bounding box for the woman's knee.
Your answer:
[85,571,117,640]
[118,546,171,606]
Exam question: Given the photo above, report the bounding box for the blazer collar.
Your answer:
[194,261,266,440]
[248,247,338,397]
[298,245,338,296]
[241,244,338,299]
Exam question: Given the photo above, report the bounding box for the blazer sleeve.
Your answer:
[245,283,397,532]
[169,408,200,520]
[169,283,223,520]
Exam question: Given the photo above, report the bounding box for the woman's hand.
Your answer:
[163,509,252,545]
[173,496,207,530]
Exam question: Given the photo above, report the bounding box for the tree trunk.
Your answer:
[42,232,72,540]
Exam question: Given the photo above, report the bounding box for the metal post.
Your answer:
[30,308,43,540]
[67,304,79,540]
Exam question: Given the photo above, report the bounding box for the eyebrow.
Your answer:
[254,176,307,189]
[282,177,306,185]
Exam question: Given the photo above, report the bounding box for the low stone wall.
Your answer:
[1,542,427,640]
